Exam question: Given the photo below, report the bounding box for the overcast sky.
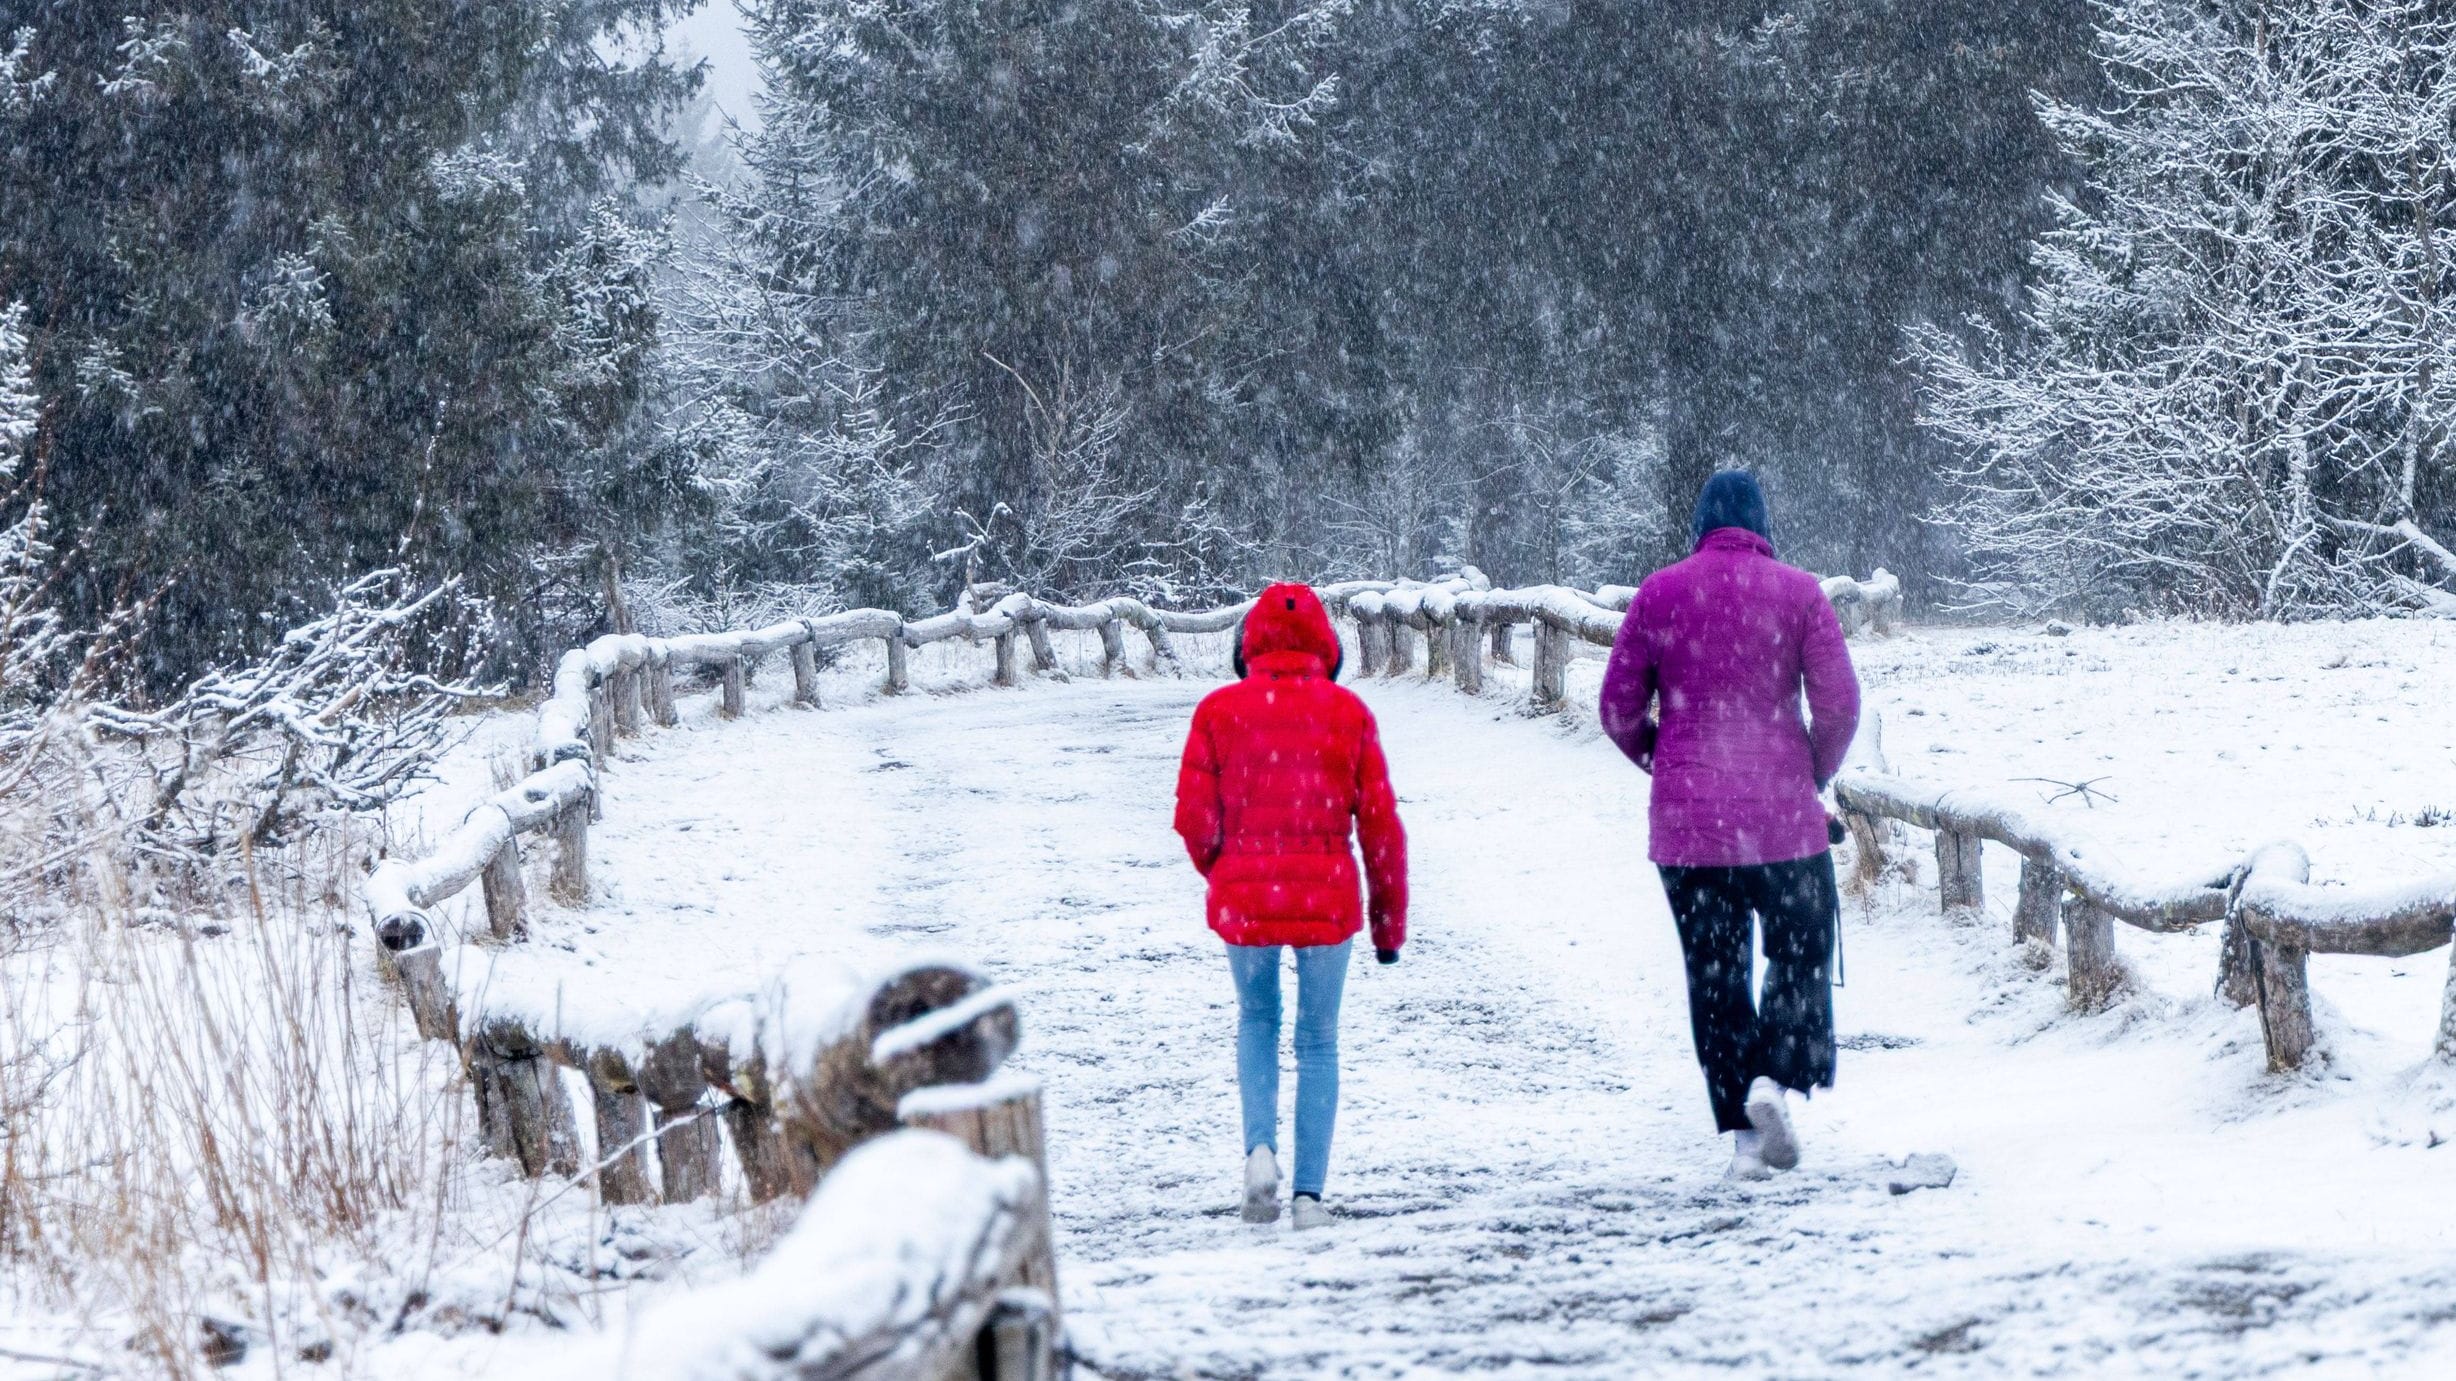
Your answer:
[670,1,764,132]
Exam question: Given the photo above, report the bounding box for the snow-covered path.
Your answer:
[571,671,2456,1378]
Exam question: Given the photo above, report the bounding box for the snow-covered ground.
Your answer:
[345,617,2456,1378]
[20,621,2451,1377]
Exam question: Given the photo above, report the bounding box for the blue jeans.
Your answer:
[1225,939,1353,1198]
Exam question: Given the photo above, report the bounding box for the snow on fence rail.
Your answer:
[1834,738,2456,1074]
[356,564,1896,1374]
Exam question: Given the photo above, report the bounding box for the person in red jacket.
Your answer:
[1175,582,1407,1231]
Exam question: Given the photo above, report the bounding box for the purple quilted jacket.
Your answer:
[1599,528,1861,867]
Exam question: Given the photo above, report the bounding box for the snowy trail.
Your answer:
[572,673,2456,1378]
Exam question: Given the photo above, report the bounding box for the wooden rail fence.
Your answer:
[358,564,1900,1375]
[1835,733,2456,1073]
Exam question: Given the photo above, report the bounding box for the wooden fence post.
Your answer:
[587,681,614,765]
[648,651,679,728]
[1452,615,1484,694]
[1531,617,1569,710]
[698,1039,812,1203]
[1423,618,1450,679]
[1023,616,1059,674]
[374,916,458,1042]
[886,632,910,694]
[585,1048,658,1206]
[479,837,528,941]
[611,668,643,736]
[640,1029,721,1202]
[994,630,1020,687]
[2063,895,2119,1012]
[1936,831,1984,912]
[1843,812,1887,887]
[550,796,589,905]
[1386,619,1414,677]
[720,657,746,719]
[2216,913,2261,1008]
[904,1078,1059,1322]
[469,1020,581,1179]
[2013,858,2061,946]
[1490,621,1516,666]
[981,1297,1059,1381]
[1356,616,1387,678]
[2253,937,2315,1071]
[791,639,821,707]
[1098,619,1126,677]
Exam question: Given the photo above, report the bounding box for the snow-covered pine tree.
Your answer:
[1915,0,2456,619]
[0,4,701,685]
[701,0,1353,606]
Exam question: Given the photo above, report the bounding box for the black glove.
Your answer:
[1827,815,1848,847]
[1376,948,1401,966]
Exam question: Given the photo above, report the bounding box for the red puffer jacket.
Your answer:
[1173,584,1408,951]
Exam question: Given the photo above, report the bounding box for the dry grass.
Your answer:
[1,829,469,1377]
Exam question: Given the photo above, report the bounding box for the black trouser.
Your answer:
[1658,852,1839,1134]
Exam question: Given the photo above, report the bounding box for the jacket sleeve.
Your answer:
[1801,591,1862,789]
[1173,705,1225,876]
[1597,597,1660,769]
[1353,707,1409,953]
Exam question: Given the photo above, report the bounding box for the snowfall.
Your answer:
[12,616,2456,1378]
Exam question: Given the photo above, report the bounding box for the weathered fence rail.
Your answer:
[1835,732,2456,1073]
[359,562,1898,1373]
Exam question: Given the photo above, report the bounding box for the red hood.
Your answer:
[1238,583,1341,675]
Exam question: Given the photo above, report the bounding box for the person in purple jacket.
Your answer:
[1598,470,1861,1182]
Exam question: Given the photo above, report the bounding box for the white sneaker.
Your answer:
[1726,1129,1773,1182]
[1745,1077,1800,1171]
[1291,1195,1332,1230]
[1242,1146,1281,1223]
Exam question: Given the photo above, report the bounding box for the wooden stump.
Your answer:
[479,837,528,942]
[1490,620,1515,665]
[994,630,1020,687]
[904,1076,1059,1322]
[2253,936,2315,1071]
[639,1030,721,1203]
[1385,621,1414,677]
[2063,895,2120,1013]
[550,797,589,905]
[648,654,679,728]
[585,1048,658,1206]
[1023,617,1059,674]
[1097,619,1126,677]
[1936,830,1984,912]
[2013,858,2061,946]
[886,634,910,694]
[1531,619,1570,711]
[1452,616,1484,694]
[720,657,746,720]
[791,640,820,707]
[470,1021,580,1179]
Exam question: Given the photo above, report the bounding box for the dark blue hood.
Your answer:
[1690,470,1772,551]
